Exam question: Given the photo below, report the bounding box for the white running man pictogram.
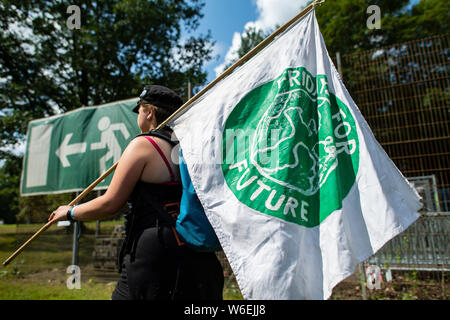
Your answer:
[90,116,130,173]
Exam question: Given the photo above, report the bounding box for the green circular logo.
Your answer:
[222,67,359,227]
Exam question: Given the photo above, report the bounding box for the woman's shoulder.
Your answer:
[123,136,156,158]
[125,135,174,161]
[128,135,153,148]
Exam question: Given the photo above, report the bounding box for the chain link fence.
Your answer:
[338,33,449,212]
[334,33,449,299]
[367,212,449,271]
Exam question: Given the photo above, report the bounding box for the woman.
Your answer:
[48,85,224,300]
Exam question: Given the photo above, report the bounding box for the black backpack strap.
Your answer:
[135,129,178,147]
[138,187,175,227]
[136,188,188,300]
[136,187,184,248]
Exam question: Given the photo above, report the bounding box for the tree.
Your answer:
[223,25,268,70]
[315,0,449,209]
[226,1,449,67]
[236,26,267,60]
[0,0,213,151]
[0,151,21,223]
[315,0,449,57]
[0,0,213,222]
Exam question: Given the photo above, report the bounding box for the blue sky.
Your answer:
[194,0,257,82]
[191,0,310,82]
[197,0,257,81]
[197,1,258,48]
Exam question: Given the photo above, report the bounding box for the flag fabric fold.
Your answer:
[171,9,421,299]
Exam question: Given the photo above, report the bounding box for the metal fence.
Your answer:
[335,34,449,277]
[339,34,449,212]
[367,212,449,271]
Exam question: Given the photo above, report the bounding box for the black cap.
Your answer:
[133,85,183,113]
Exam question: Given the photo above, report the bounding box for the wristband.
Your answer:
[66,205,78,221]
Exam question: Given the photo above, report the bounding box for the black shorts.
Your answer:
[111,226,224,300]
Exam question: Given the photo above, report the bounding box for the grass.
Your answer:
[0,277,115,300]
[223,279,244,300]
[0,224,18,234]
[0,221,243,300]
[3,223,447,300]
[0,222,111,300]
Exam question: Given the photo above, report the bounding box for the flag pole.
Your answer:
[156,0,325,129]
[2,0,324,267]
[2,164,117,266]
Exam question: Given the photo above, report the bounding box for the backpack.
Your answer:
[138,130,221,252]
[176,148,222,252]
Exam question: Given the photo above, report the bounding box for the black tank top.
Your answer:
[124,181,182,234]
[119,131,182,265]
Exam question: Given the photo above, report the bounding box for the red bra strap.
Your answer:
[143,136,175,182]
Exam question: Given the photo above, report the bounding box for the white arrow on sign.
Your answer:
[55,133,87,167]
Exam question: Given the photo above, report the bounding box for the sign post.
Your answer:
[72,194,81,267]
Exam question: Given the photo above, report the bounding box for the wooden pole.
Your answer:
[2,0,324,267]
[2,164,117,266]
[156,0,324,130]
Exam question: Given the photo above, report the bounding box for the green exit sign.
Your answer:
[20,98,140,196]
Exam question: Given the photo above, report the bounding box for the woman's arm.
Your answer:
[48,137,154,223]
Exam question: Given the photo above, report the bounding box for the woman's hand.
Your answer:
[48,205,72,224]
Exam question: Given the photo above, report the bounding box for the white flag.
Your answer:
[171,9,421,299]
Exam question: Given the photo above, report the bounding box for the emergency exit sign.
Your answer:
[20,98,141,196]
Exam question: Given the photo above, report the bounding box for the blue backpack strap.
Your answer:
[175,148,221,252]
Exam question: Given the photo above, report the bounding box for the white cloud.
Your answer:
[214,32,242,76]
[252,0,310,32]
[1,139,26,157]
[204,40,227,69]
[215,0,310,77]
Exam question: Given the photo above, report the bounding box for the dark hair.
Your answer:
[152,105,172,125]
[140,102,172,126]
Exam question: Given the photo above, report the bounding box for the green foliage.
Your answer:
[0,0,213,148]
[223,1,449,76]
[316,0,407,56]
[0,222,240,300]
[0,152,21,223]
[16,193,73,223]
[315,0,449,57]
[236,26,266,59]
[386,0,450,43]
[223,25,268,70]
[1,0,448,224]
[0,0,213,222]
